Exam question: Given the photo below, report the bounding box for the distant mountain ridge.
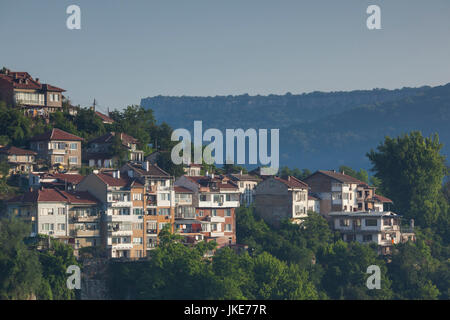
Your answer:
[141,84,449,170]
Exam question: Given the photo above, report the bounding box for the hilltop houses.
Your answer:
[29,128,83,169]
[0,67,65,117]
[0,146,36,175]
[85,132,144,168]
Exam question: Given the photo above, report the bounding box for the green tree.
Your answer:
[0,217,43,300]
[367,132,447,227]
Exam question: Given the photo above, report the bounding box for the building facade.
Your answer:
[175,174,240,247]
[254,176,314,226]
[0,67,65,116]
[29,128,83,169]
[0,146,36,175]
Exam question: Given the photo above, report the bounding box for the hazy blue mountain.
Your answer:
[141,84,450,171]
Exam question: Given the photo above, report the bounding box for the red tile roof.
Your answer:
[174,186,194,193]
[89,132,137,146]
[96,171,144,188]
[95,111,114,124]
[30,128,83,141]
[126,162,170,177]
[52,173,84,185]
[314,170,367,185]
[0,70,65,92]
[8,188,99,204]
[274,176,308,189]
[0,146,36,156]
[373,194,393,203]
[185,175,239,190]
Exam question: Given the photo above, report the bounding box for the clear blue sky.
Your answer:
[1,0,450,113]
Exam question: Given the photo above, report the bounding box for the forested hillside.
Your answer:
[141,84,450,170]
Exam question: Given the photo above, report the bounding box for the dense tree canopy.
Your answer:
[367,132,448,227]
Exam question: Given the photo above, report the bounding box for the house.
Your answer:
[184,163,202,176]
[254,176,313,226]
[28,172,84,191]
[329,211,416,255]
[0,146,36,175]
[227,172,261,207]
[120,162,175,251]
[0,67,65,116]
[175,174,240,247]
[95,111,114,124]
[77,170,148,259]
[303,170,393,218]
[85,132,144,168]
[7,188,101,254]
[29,128,83,169]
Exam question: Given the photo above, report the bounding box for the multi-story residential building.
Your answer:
[29,128,83,169]
[303,170,393,218]
[77,170,147,258]
[174,186,204,244]
[227,172,261,207]
[0,67,65,116]
[254,176,313,226]
[175,174,240,247]
[85,132,144,168]
[7,188,101,253]
[329,211,416,255]
[0,146,36,175]
[120,162,175,252]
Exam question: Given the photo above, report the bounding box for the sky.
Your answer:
[1,0,450,113]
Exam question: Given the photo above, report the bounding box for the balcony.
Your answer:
[112,243,133,250]
[210,232,224,237]
[206,216,225,223]
[48,149,66,155]
[73,215,98,222]
[74,229,100,237]
[109,229,133,236]
[108,200,132,208]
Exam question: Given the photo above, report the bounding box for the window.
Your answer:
[158,208,170,216]
[58,208,65,215]
[339,219,349,227]
[133,193,142,201]
[200,194,208,202]
[133,223,143,230]
[69,157,78,164]
[365,219,378,227]
[133,208,143,215]
[55,156,64,163]
[58,223,65,231]
[69,143,77,150]
[363,234,373,242]
[198,210,204,217]
[213,194,224,203]
[133,237,143,244]
[225,209,231,217]
[211,209,217,217]
[225,224,232,232]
